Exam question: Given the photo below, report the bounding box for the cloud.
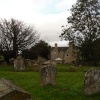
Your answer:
[0,0,77,46]
[0,0,33,18]
[36,12,69,41]
[55,0,76,12]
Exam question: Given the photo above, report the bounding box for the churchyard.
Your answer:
[0,64,100,100]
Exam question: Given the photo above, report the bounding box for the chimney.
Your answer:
[55,43,57,48]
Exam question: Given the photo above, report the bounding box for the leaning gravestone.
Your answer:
[40,63,56,86]
[84,68,100,95]
[0,78,32,100]
[14,56,25,71]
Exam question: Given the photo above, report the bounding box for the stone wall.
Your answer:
[59,51,64,60]
[51,44,59,61]
[64,43,77,64]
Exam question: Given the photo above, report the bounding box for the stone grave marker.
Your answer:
[9,58,15,66]
[14,56,25,71]
[84,68,100,95]
[0,78,32,100]
[69,66,76,72]
[40,63,56,86]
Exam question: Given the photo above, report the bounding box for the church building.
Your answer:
[50,42,77,64]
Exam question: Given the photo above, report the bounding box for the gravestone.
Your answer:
[24,59,31,70]
[0,54,4,64]
[37,56,47,65]
[69,66,76,72]
[31,60,35,66]
[9,58,15,66]
[1,62,7,67]
[24,59,35,70]
[84,68,100,95]
[14,56,25,71]
[0,78,32,100]
[33,64,39,72]
[40,63,56,86]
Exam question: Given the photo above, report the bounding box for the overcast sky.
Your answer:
[0,0,76,47]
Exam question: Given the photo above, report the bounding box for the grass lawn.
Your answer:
[0,64,100,100]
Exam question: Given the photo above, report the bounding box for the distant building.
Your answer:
[51,42,77,64]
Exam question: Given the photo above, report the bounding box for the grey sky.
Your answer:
[0,0,77,47]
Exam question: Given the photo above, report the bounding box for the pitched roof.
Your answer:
[51,47,68,52]
[58,47,68,52]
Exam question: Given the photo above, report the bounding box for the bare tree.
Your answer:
[0,18,39,58]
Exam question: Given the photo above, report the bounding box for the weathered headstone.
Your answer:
[37,56,47,65]
[0,78,32,100]
[33,64,39,72]
[1,62,7,67]
[84,68,100,95]
[24,59,36,70]
[31,60,35,66]
[24,59,31,70]
[69,66,76,72]
[40,63,56,86]
[14,56,25,71]
[9,58,15,66]
[0,54,4,64]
